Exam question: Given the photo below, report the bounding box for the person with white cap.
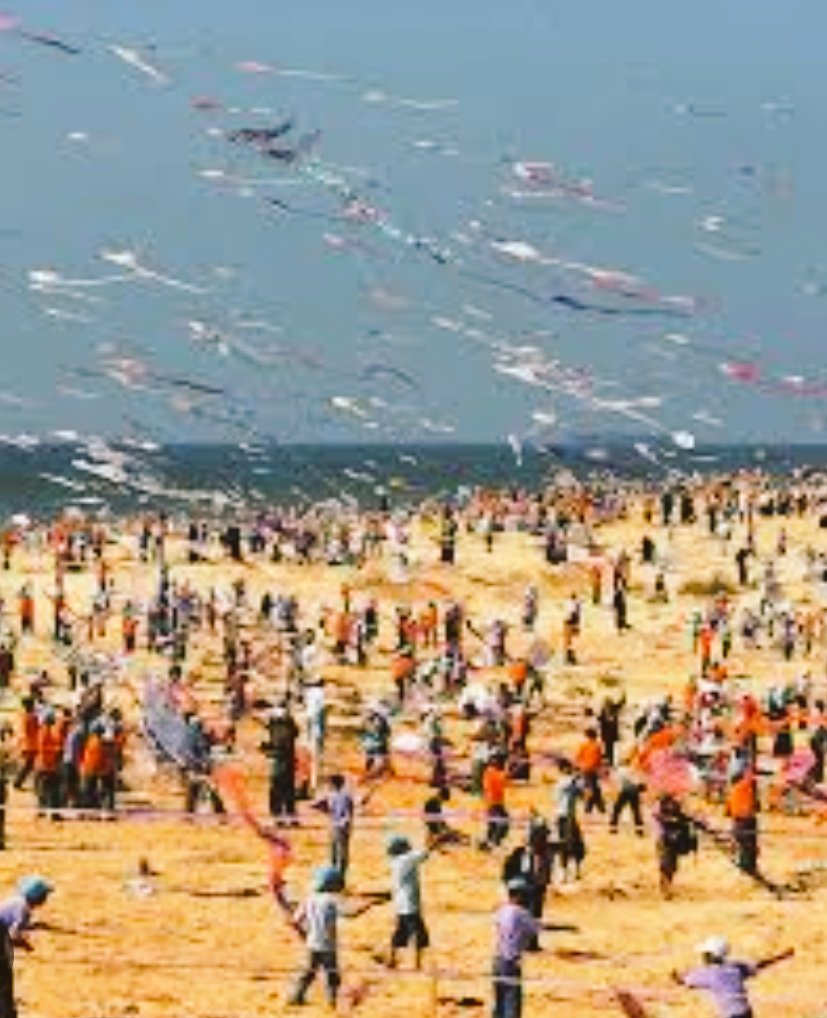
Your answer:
[673,936,793,1017]
[0,875,54,1018]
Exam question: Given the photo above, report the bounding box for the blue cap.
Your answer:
[18,876,53,905]
[313,866,342,892]
[386,834,411,857]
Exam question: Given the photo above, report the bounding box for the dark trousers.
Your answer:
[269,772,296,818]
[331,826,351,883]
[13,754,35,790]
[610,786,643,831]
[290,950,340,1005]
[582,772,605,813]
[185,776,225,814]
[0,931,16,1018]
[36,771,60,812]
[733,817,758,875]
[486,805,510,847]
[60,762,80,808]
[492,957,522,1018]
[82,774,101,809]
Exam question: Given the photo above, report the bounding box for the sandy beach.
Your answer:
[0,498,825,1018]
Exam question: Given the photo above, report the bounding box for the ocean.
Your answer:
[1,442,826,519]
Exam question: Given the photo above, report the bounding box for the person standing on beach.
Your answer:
[313,773,354,886]
[385,835,432,971]
[263,702,299,824]
[726,767,759,877]
[552,760,585,882]
[287,866,374,1007]
[575,727,605,814]
[491,879,540,1018]
[13,699,38,791]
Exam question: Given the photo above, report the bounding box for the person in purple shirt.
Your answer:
[673,936,794,1018]
[312,773,355,887]
[492,879,578,1018]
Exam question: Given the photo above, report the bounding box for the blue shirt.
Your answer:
[494,903,539,963]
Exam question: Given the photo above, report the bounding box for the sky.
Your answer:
[1,0,827,446]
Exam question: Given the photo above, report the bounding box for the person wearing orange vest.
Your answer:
[481,753,509,849]
[18,586,34,636]
[13,698,39,791]
[391,651,415,706]
[508,658,529,700]
[35,709,62,814]
[726,768,759,876]
[419,603,438,649]
[80,720,106,809]
[574,728,605,813]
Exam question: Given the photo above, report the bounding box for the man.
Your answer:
[315,774,354,886]
[386,835,431,971]
[552,760,585,882]
[304,679,327,794]
[674,937,793,1018]
[423,786,468,849]
[13,699,38,791]
[0,876,54,1018]
[726,768,759,877]
[263,703,299,824]
[491,880,539,1018]
[481,753,509,849]
[34,709,62,816]
[574,728,605,813]
[609,752,645,836]
[502,817,553,930]
[288,866,370,1007]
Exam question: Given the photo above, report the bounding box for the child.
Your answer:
[386,835,431,971]
[288,866,373,1007]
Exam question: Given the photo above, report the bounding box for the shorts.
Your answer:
[391,913,430,949]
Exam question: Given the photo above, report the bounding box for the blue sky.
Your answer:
[1,0,826,444]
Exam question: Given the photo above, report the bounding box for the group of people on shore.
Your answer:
[0,469,824,1015]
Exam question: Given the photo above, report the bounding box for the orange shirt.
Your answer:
[509,659,528,688]
[36,724,62,773]
[391,655,414,682]
[482,765,507,806]
[727,774,757,820]
[80,734,105,778]
[575,738,603,774]
[20,711,39,754]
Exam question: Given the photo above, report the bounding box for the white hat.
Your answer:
[697,936,730,960]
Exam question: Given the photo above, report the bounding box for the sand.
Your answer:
[0,506,825,1018]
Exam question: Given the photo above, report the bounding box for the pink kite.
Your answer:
[0,13,19,32]
[782,748,816,786]
[236,60,273,74]
[644,749,695,797]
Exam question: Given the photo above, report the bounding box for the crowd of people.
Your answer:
[0,469,824,1016]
